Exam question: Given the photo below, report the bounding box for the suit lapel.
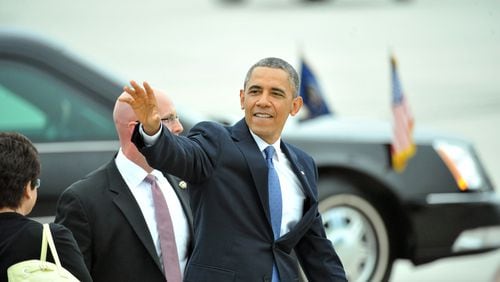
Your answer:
[231,119,273,231]
[280,142,315,202]
[164,173,194,252]
[230,119,318,241]
[106,162,163,272]
[277,143,318,245]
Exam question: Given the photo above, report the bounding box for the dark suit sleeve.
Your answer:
[131,122,221,183]
[294,157,347,282]
[55,188,93,271]
[295,213,347,281]
[49,223,93,282]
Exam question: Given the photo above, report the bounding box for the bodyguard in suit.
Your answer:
[122,57,346,281]
[55,88,193,282]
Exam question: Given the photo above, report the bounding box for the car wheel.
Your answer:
[318,181,393,281]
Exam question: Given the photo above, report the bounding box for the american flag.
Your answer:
[390,55,416,172]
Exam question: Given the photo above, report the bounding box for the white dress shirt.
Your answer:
[115,149,190,276]
[249,131,306,237]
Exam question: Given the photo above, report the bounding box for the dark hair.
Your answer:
[0,132,40,209]
[244,57,300,98]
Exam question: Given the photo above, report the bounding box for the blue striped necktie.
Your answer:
[264,146,282,282]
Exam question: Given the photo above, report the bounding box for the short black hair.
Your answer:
[0,132,40,209]
[244,57,300,98]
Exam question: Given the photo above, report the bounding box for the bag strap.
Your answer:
[40,223,48,261]
[41,223,63,268]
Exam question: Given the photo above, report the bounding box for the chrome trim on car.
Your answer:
[35,141,119,153]
[452,226,500,253]
[426,192,500,205]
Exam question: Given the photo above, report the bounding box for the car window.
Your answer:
[0,59,116,142]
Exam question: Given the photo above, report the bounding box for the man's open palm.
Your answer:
[120,80,161,135]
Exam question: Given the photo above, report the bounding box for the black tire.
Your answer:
[317,178,394,281]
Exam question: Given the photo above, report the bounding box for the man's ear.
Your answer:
[290,96,303,116]
[127,121,139,133]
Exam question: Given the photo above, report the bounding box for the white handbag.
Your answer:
[7,223,80,282]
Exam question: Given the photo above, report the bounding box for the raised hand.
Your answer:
[120,80,161,135]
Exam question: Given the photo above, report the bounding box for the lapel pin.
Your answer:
[300,171,305,175]
[179,180,187,189]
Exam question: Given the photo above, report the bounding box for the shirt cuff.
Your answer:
[139,124,162,146]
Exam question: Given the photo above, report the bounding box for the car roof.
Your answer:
[0,28,125,106]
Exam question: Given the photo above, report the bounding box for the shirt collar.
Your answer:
[248,130,282,161]
[115,148,150,187]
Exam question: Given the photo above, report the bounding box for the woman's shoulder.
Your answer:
[0,215,43,248]
[0,214,73,238]
[47,222,75,240]
[18,220,71,241]
[14,216,43,236]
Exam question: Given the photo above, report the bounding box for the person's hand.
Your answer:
[120,80,161,135]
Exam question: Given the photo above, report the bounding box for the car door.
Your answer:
[0,57,119,217]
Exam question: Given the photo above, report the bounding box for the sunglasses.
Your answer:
[33,178,41,189]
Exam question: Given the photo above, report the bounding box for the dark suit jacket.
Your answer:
[54,158,193,282]
[132,119,346,282]
[0,212,92,282]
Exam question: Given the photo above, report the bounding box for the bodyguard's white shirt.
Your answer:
[141,125,305,237]
[249,132,306,237]
[115,149,190,276]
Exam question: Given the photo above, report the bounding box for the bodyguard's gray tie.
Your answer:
[264,146,282,282]
[145,175,182,282]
